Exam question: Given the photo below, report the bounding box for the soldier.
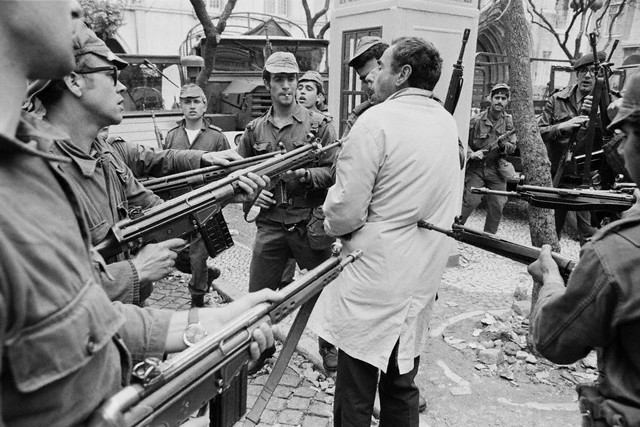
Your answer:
[538,51,608,244]
[459,83,518,234]
[343,36,389,137]
[0,1,275,424]
[297,70,330,116]
[164,84,233,307]
[529,72,640,427]
[237,52,338,373]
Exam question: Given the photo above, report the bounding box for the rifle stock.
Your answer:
[144,152,280,200]
[95,140,340,259]
[470,181,634,212]
[88,247,363,427]
[417,220,576,281]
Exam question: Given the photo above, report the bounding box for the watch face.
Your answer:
[183,323,207,347]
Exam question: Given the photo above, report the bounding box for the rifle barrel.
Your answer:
[418,221,576,280]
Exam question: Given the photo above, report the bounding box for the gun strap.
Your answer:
[243,296,319,426]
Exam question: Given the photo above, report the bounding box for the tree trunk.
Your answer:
[501,0,560,348]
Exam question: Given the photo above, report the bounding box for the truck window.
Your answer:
[119,60,182,112]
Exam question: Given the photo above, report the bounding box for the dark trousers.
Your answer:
[555,209,596,246]
[460,164,507,234]
[174,236,209,296]
[334,342,420,427]
[248,218,331,292]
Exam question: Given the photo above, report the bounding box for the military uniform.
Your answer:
[459,108,517,233]
[50,135,163,305]
[0,113,171,426]
[538,83,600,242]
[164,119,230,152]
[108,136,206,177]
[531,215,640,426]
[164,118,230,302]
[238,103,338,292]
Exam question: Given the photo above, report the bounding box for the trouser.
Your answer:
[174,236,209,296]
[248,218,332,292]
[555,209,596,246]
[334,341,420,427]
[459,164,507,234]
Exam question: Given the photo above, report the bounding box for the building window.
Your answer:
[608,1,625,37]
[264,0,288,15]
[209,0,224,9]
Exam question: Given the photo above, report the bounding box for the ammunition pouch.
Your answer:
[306,206,335,250]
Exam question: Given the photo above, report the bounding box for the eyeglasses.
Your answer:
[76,66,119,86]
[577,66,598,76]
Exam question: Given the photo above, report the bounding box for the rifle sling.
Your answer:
[243,296,319,426]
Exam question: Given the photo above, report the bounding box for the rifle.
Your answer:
[151,111,164,150]
[444,28,471,115]
[417,219,576,281]
[88,246,363,427]
[470,181,634,212]
[94,139,340,260]
[480,129,516,154]
[144,151,281,200]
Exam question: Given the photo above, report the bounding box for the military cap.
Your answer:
[179,83,206,99]
[27,22,127,103]
[490,83,510,96]
[264,52,299,74]
[348,36,384,67]
[299,71,324,94]
[608,73,640,130]
[573,51,607,70]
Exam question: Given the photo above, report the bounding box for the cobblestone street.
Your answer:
[149,201,584,427]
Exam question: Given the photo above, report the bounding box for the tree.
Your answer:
[190,0,238,89]
[500,0,560,330]
[80,0,126,41]
[302,0,331,39]
[525,0,632,60]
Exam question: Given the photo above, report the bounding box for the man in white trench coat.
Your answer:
[310,37,462,427]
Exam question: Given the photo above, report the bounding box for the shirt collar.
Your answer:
[54,136,108,178]
[266,104,305,127]
[386,87,435,102]
[0,112,71,163]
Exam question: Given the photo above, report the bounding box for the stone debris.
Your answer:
[440,308,600,388]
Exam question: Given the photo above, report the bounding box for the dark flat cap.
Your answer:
[573,51,607,70]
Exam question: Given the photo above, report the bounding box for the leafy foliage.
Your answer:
[80,0,126,41]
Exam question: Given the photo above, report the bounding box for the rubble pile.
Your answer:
[442,287,598,389]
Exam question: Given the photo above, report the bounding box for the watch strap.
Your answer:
[187,307,199,325]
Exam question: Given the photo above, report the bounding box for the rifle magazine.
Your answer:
[194,209,235,258]
[209,365,248,427]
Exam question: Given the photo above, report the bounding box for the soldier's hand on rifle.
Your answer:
[131,238,186,284]
[470,150,485,160]
[230,172,271,203]
[558,115,589,132]
[201,149,243,166]
[527,244,564,286]
[581,95,594,114]
[284,168,311,184]
[253,189,276,209]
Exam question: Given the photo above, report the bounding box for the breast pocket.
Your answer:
[252,141,272,154]
[4,282,125,393]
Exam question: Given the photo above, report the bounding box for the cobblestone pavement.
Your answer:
[149,201,584,426]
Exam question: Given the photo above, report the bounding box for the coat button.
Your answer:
[86,337,98,355]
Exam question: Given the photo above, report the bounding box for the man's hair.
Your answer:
[350,42,389,70]
[390,37,442,91]
[492,89,509,98]
[38,54,101,109]
[262,70,298,85]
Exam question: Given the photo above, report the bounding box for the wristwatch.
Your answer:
[183,308,207,347]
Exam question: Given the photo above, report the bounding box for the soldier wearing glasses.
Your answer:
[538,51,607,244]
[27,23,187,306]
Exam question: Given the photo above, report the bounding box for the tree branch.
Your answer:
[318,21,331,40]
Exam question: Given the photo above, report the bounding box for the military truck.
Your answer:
[109,13,328,147]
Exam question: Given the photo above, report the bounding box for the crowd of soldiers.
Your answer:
[1,1,640,426]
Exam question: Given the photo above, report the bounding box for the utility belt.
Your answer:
[577,384,631,427]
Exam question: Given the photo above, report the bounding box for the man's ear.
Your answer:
[63,72,83,98]
[396,64,412,87]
